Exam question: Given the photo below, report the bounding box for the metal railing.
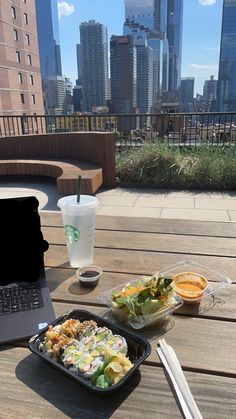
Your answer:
[1,112,236,147]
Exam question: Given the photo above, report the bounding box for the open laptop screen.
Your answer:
[0,196,49,286]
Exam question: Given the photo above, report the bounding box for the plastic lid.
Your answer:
[57,195,98,209]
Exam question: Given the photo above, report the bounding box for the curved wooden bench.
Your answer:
[0,159,103,195]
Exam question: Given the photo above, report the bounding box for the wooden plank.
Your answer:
[40,212,236,238]
[45,267,236,321]
[42,226,236,258]
[1,346,235,419]
[44,245,236,282]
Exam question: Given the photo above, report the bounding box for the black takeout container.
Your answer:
[28,309,151,393]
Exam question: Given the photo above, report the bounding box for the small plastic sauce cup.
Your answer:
[173,272,208,302]
[76,266,102,288]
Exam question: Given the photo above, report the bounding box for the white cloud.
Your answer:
[203,46,220,51]
[57,1,75,19]
[198,0,216,5]
[190,63,218,71]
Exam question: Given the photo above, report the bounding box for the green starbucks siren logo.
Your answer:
[64,224,80,243]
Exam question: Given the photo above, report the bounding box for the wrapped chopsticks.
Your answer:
[156,339,203,419]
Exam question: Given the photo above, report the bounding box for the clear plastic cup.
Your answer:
[57,195,98,267]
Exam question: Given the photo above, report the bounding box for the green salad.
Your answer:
[111,275,174,324]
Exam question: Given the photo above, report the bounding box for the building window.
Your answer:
[27,54,32,65]
[18,73,23,84]
[25,34,30,45]
[23,0,27,3]
[11,7,16,19]
[20,93,25,104]
[23,13,28,25]
[16,51,20,63]
[13,29,18,41]
[29,74,34,85]
[32,94,36,104]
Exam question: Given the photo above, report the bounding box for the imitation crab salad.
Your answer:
[38,318,133,389]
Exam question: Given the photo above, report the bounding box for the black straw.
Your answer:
[77,175,81,203]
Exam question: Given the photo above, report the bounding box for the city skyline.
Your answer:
[58,0,223,95]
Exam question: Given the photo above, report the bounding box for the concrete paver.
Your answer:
[195,198,236,210]
[97,205,162,218]
[228,211,236,222]
[96,195,137,206]
[161,208,230,222]
[135,196,194,209]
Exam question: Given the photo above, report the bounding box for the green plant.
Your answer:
[116,144,236,190]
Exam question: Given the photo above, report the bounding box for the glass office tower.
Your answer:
[35,0,62,78]
[167,0,183,93]
[217,0,236,111]
[124,0,168,103]
[124,0,153,42]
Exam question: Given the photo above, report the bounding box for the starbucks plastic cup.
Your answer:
[57,195,98,267]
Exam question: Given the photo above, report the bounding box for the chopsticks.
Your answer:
[156,339,203,419]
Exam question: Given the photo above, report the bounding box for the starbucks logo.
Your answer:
[64,225,80,243]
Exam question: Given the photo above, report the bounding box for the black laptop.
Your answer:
[0,196,55,343]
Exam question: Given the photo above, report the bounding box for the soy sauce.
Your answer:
[79,270,100,288]
[80,271,99,278]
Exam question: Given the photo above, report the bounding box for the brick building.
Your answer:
[0,0,44,117]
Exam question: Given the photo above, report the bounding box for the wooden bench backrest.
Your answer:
[0,132,116,188]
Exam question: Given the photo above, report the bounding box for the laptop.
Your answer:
[0,196,55,343]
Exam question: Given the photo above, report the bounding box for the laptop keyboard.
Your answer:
[0,283,43,315]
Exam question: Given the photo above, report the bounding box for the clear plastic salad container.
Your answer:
[158,260,232,304]
[102,275,183,330]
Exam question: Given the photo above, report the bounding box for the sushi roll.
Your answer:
[80,320,97,338]
[60,319,82,338]
[104,335,128,355]
[61,339,82,366]
[75,354,106,379]
[93,326,112,343]
[63,349,84,368]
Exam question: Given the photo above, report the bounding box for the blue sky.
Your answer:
[57,0,223,95]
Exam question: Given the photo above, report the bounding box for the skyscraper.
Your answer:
[203,75,217,102]
[80,20,109,112]
[76,44,83,85]
[110,35,137,114]
[35,0,67,114]
[217,0,236,111]
[35,0,62,79]
[123,0,168,104]
[123,0,178,105]
[167,0,183,93]
[136,41,153,114]
[124,0,154,44]
[180,78,194,112]
[0,0,44,117]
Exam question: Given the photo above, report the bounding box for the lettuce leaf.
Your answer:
[141,299,163,315]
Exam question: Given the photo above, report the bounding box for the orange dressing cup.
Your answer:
[173,272,208,301]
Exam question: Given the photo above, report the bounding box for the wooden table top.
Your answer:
[1,212,236,418]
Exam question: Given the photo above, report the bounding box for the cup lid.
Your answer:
[57,195,98,209]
